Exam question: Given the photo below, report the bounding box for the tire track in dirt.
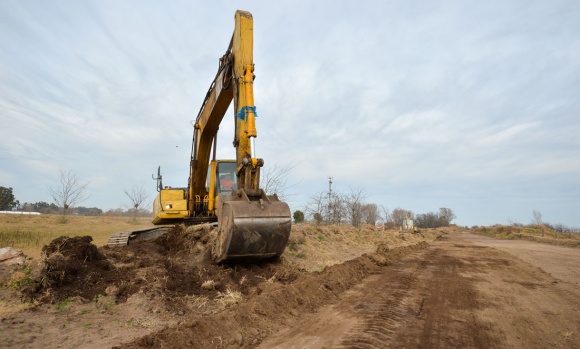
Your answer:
[257,249,431,349]
[335,266,423,348]
[259,243,508,349]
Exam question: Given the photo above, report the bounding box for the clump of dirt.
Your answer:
[22,235,115,302]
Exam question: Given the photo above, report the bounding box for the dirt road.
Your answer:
[258,231,580,349]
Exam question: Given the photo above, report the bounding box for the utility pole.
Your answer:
[327,176,333,224]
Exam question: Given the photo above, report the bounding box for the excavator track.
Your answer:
[107,226,173,246]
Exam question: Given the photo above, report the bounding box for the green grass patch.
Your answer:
[54,297,74,311]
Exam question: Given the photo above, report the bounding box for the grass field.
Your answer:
[0,214,153,259]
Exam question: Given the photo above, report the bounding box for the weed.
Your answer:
[562,331,573,338]
[238,275,247,285]
[317,234,325,242]
[93,293,114,313]
[201,279,217,290]
[266,273,277,283]
[9,267,33,289]
[188,295,209,309]
[125,317,154,328]
[216,287,242,307]
[54,297,74,311]
[96,302,114,314]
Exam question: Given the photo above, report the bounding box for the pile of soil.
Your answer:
[23,235,114,302]
[23,225,299,309]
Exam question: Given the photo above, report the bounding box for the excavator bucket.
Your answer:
[213,191,291,263]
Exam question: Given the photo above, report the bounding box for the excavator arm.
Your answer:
[189,10,260,211]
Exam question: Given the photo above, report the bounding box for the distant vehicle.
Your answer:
[400,215,418,233]
[0,211,41,215]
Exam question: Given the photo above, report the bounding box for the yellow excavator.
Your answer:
[108,10,292,263]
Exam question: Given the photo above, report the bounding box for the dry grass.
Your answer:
[0,214,153,258]
[472,225,580,248]
[283,223,444,271]
[201,279,218,290]
[216,287,242,307]
[186,295,210,309]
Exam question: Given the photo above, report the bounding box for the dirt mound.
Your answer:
[22,236,115,302]
[23,225,299,309]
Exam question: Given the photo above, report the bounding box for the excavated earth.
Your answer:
[1,226,580,349]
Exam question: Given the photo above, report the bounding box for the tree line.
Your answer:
[15,201,151,217]
[3,170,457,228]
[2,169,152,222]
[301,184,456,229]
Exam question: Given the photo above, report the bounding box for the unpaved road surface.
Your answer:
[453,232,580,286]
[258,231,580,349]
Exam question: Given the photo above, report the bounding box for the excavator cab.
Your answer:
[208,159,291,263]
[210,160,238,194]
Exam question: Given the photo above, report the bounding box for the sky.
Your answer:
[1,0,579,228]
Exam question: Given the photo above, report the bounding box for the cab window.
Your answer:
[217,162,237,193]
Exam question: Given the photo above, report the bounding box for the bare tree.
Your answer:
[306,191,326,224]
[361,203,379,226]
[532,209,543,225]
[261,161,297,202]
[391,207,413,226]
[49,169,89,223]
[416,212,442,228]
[344,186,366,227]
[327,193,345,225]
[439,207,456,225]
[305,190,345,225]
[378,205,392,229]
[124,184,151,222]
